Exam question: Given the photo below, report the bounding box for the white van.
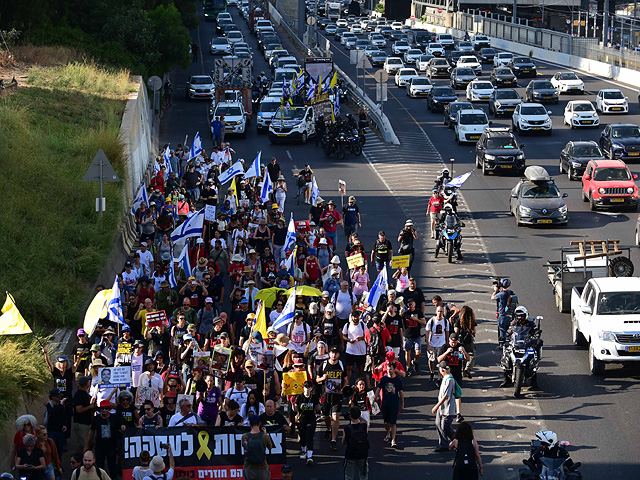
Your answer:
[256,97,282,133]
[268,106,316,144]
[436,33,455,49]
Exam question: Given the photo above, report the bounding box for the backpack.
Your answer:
[454,380,462,399]
[454,440,477,474]
[74,467,104,480]
[346,424,369,459]
[245,431,266,465]
[332,289,355,308]
[505,290,518,318]
[368,327,383,359]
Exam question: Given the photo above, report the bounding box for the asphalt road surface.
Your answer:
[161,6,640,479]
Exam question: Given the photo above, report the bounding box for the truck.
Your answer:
[327,2,341,21]
[204,0,227,21]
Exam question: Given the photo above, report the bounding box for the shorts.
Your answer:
[430,211,439,223]
[44,463,55,480]
[375,260,387,271]
[404,337,422,353]
[322,394,344,416]
[390,346,401,357]
[360,410,371,425]
[427,349,436,362]
[305,181,312,188]
[345,352,366,367]
[382,405,399,425]
[73,422,91,449]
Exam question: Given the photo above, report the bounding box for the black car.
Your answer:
[559,141,605,180]
[525,80,559,104]
[380,26,393,37]
[217,18,232,34]
[475,127,526,175]
[449,51,464,67]
[508,57,537,78]
[488,88,522,117]
[599,124,640,159]
[477,48,497,63]
[490,67,518,87]
[427,86,458,112]
[450,67,477,89]
[426,58,451,78]
[444,101,473,128]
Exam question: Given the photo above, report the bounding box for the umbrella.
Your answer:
[254,287,288,308]
[286,285,322,297]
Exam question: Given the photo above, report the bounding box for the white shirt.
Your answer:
[226,387,248,410]
[243,339,267,366]
[131,352,145,387]
[168,412,202,427]
[211,238,228,250]
[152,274,166,292]
[427,317,448,348]
[244,287,259,306]
[270,309,283,324]
[122,269,139,288]
[143,469,174,480]
[334,290,354,319]
[137,250,154,274]
[342,321,367,356]
[289,322,310,353]
[138,372,163,391]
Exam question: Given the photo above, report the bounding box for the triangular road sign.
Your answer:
[82,149,120,183]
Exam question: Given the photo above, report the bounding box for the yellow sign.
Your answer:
[391,255,411,269]
[282,371,308,396]
[346,253,364,269]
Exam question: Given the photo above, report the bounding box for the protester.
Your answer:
[450,422,483,479]
[14,434,45,480]
[432,363,457,453]
[241,416,274,480]
[342,407,369,480]
[141,444,175,480]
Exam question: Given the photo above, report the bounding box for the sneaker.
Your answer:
[431,232,435,239]
[306,458,314,466]
[406,370,412,377]
[300,452,307,459]
[330,440,338,451]
[430,372,435,382]
[323,430,331,441]
[456,413,465,423]
[391,441,398,448]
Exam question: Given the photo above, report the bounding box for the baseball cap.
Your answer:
[281,465,292,473]
[386,350,396,361]
[450,332,459,341]
[438,361,450,370]
[99,400,111,409]
[77,328,86,336]
[303,380,313,388]
[90,344,101,352]
[49,388,62,397]
[205,297,213,303]
[77,376,91,387]
[330,345,339,353]
[252,331,263,341]
[245,359,255,367]
[240,298,249,304]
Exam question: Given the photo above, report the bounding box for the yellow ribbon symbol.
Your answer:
[196,431,212,460]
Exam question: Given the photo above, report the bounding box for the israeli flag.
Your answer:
[307,78,316,101]
[177,243,191,278]
[283,213,297,253]
[260,169,273,204]
[283,246,297,277]
[445,171,473,188]
[322,74,332,93]
[367,267,388,310]
[272,287,296,333]
[171,208,205,243]
[106,276,126,325]
[334,93,340,116]
[131,183,149,215]
[190,132,202,159]
[243,151,261,180]
[218,160,245,184]
[282,79,289,98]
[164,144,171,164]
[311,178,320,206]
[168,256,177,288]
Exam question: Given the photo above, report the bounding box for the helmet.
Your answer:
[501,278,511,288]
[535,430,558,448]
[514,306,528,320]
[1,474,14,480]
[442,168,450,175]
[261,71,265,75]
[346,113,353,119]
[443,203,453,212]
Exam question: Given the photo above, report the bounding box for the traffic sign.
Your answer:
[307,15,317,25]
[148,76,162,92]
[374,70,389,83]
[82,149,119,183]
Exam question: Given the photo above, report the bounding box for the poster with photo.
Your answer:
[194,350,211,370]
[211,346,232,373]
[98,366,132,388]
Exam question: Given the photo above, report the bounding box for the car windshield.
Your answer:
[191,76,212,84]
[572,144,602,157]
[439,34,453,40]
[521,106,548,115]
[215,106,242,116]
[396,41,409,46]
[481,48,496,54]
[274,108,306,120]
[521,183,561,198]
[496,90,519,99]
[573,103,595,112]
[434,59,448,65]
[372,35,383,39]
[408,49,422,54]
[473,82,493,89]
[229,32,242,38]
[412,78,431,85]
[611,126,640,137]
[260,102,281,113]
[459,42,472,47]
[513,57,530,64]
[487,137,517,149]
[460,113,487,124]
[434,87,455,96]
[388,58,402,64]
[430,43,443,49]
[593,167,631,181]
[399,69,416,75]
[457,68,474,75]
[459,57,476,63]
[213,38,228,45]
[597,292,640,314]
[533,81,554,89]
[450,103,472,114]
[603,91,625,99]
[419,55,432,61]
[558,72,578,80]
[372,52,387,59]
[495,68,512,75]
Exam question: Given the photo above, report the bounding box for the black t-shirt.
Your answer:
[260,411,288,428]
[182,286,205,310]
[351,391,368,411]
[384,313,403,347]
[320,360,345,396]
[182,170,200,189]
[398,228,415,253]
[73,390,93,425]
[319,316,339,344]
[272,225,287,246]
[52,368,74,399]
[295,394,318,422]
[438,343,465,381]
[402,288,426,314]
[201,186,217,206]
[299,169,313,182]
[160,406,177,426]
[218,412,243,427]
[309,205,324,225]
[74,342,92,374]
[117,404,138,431]
[17,447,45,480]
[244,373,264,399]
[342,204,359,226]
[372,239,393,262]
[343,423,368,460]
[402,309,423,339]
[149,330,171,358]
[90,414,120,450]
[205,327,230,349]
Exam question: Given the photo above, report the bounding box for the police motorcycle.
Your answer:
[345,113,366,148]
[434,167,452,190]
[520,431,582,480]
[434,203,464,263]
[322,120,349,160]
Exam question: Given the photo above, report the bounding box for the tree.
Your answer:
[148,3,190,75]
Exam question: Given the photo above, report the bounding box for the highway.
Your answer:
[161,5,640,478]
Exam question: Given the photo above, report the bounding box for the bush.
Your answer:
[375,2,385,14]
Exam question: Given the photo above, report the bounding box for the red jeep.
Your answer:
[582,159,638,210]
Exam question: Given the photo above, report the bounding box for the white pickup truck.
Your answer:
[571,277,640,374]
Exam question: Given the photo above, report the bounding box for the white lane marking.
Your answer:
[286,150,293,162]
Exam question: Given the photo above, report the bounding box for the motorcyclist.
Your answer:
[464,31,470,41]
[435,168,452,189]
[525,430,574,474]
[436,203,463,260]
[344,113,357,130]
[500,306,542,389]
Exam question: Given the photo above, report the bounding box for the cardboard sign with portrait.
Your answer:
[211,346,232,373]
[98,366,132,388]
[194,351,211,370]
[282,371,308,396]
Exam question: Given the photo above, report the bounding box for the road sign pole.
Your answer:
[99,157,103,219]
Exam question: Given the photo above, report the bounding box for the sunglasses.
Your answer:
[121,398,130,403]
[168,384,178,389]
[145,408,153,411]
[246,366,254,370]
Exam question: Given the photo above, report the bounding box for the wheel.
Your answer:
[513,366,524,397]
[300,131,308,144]
[572,314,587,346]
[338,147,345,160]
[609,256,634,277]
[482,158,488,176]
[567,166,574,181]
[353,143,362,156]
[447,239,454,263]
[475,155,481,169]
[589,343,605,375]
[559,160,565,174]
[589,193,597,211]
[636,228,640,246]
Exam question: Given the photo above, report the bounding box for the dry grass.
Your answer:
[12,45,81,67]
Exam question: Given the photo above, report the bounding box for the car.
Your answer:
[325,23,338,34]
[256,96,282,133]
[404,49,423,64]
[509,166,569,226]
[354,39,369,50]
[406,76,433,97]
[395,68,418,87]
[379,26,393,37]
[436,33,455,49]
[457,41,474,53]
[185,74,215,100]
[449,51,465,67]
[233,42,251,53]
[389,30,408,42]
[351,23,363,34]
[457,55,482,75]
[599,124,640,159]
[512,103,553,135]
[275,56,299,70]
[217,12,232,23]
[364,45,380,57]
[466,80,495,102]
[216,18,233,35]
[450,67,477,89]
[227,31,244,44]
[475,127,526,175]
[477,47,497,63]
[427,58,451,78]
[390,21,403,30]
[472,34,491,50]
[384,57,404,74]
[490,67,518,87]
[341,31,357,46]
[222,23,240,36]
[344,36,358,49]
[417,54,435,71]
[426,85,458,112]
[525,80,559,104]
[336,18,348,27]
[264,44,282,60]
[455,108,490,144]
[444,101,473,128]
[564,100,599,129]
[582,159,639,210]
[369,33,386,48]
[494,52,514,67]
[489,88,522,117]
[508,57,537,77]
[212,101,247,137]
[391,40,411,55]
[269,49,290,67]
[335,28,348,41]
[234,49,252,60]
[596,89,629,114]
[369,50,389,66]
[426,43,445,57]
[210,37,232,55]
[551,71,584,93]
[559,141,605,180]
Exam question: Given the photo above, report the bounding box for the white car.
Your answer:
[369,34,386,48]
[472,34,491,50]
[341,32,357,46]
[384,57,404,74]
[596,89,629,114]
[466,80,495,101]
[404,49,423,64]
[391,40,411,55]
[186,75,215,100]
[551,71,585,93]
[351,24,363,34]
[563,100,599,128]
[494,52,514,67]
[364,46,380,57]
[427,43,445,57]
[395,68,418,87]
[455,109,490,144]
[512,103,553,135]
[212,101,247,137]
[417,55,434,71]
[390,21,403,30]
[406,76,433,97]
[227,31,244,45]
[210,37,232,54]
[457,55,482,75]
[457,41,474,53]
[256,96,283,133]
[336,19,348,28]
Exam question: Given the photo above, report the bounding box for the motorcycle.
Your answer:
[520,440,582,480]
[322,131,348,160]
[434,215,464,263]
[434,172,452,191]
[501,318,542,397]
[441,184,458,213]
[348,129,363,155]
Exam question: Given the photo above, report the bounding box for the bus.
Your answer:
[204,0,227,21]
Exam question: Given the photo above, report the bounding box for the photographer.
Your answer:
[141,443,175,480]
[397,220,418,272]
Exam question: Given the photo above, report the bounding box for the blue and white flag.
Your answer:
[322,74,331,93]
[367,267,388,310]
[306,78,316,101]
[272,287,296,333]
[190,132,202,159]
[311,178,320,206]
[218,160,245,184]
[243,151,261,180]
[445,171,473,188]
[283,213,297,253]
[131,183,149,215]
[260,168,273,204]
[333,92,340,116]
[164,144,171,164]
[283,246,297,277]
[177,243,191,278]
[106,276,126,326]
[171,208,205,243]
[168,256,177,288]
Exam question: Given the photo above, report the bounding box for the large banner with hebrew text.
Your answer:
[122,426,287,480]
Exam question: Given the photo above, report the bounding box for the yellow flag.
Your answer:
[252,301,268,340]
[329,71,338,89]
[0,293,33,335]
[231,176,239,207]
[83,289,112,335]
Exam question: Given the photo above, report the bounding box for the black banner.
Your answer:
[122,426,287,480]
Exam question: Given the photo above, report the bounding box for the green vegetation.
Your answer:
[375,2,385,14]
[0,61,131,328]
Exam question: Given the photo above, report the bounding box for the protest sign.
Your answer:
[282,370,308,396]
[391,255,411,269]
[98,366,132,388]
[194,351,211,370]
[146,310,168,328]
[346,253,364,269]
[211,346,232,373]
[205,205,217,222]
